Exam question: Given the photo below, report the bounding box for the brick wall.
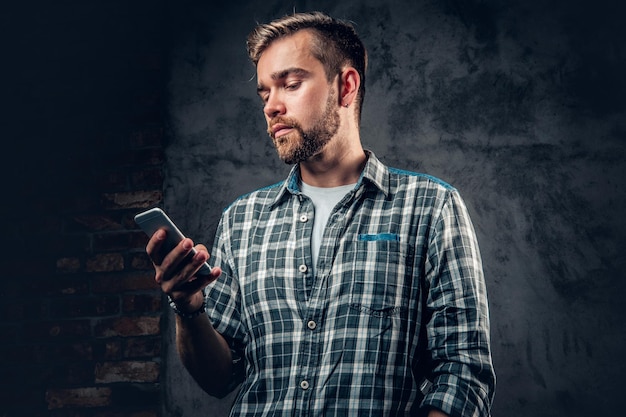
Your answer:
[1,2,167,416]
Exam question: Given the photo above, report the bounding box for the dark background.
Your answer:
[2,0,625,416]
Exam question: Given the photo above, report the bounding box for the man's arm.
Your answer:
[146,229,236,396]
[422,190,496,416]
[174,297,235,396]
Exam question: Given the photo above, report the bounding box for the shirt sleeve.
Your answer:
[204,213,247,395]
[421,189,496,417]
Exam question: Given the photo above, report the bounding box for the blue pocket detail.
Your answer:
[357,233,400,242]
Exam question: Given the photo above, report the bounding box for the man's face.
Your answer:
[256,31,340,164]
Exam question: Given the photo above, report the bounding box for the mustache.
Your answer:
[267,117,300,138]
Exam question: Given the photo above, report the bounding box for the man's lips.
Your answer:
[271,123,293,139]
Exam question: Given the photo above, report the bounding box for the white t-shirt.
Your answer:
[300,181,356,273]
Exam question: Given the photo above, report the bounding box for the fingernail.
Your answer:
[183,240,193,250]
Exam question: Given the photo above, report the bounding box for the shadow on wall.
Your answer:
[163,0,626,416]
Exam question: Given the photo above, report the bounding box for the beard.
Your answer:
[268,90,340,165]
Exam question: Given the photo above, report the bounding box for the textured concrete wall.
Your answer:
[163,1,626,415]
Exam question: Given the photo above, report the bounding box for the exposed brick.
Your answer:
[94,361,159,383]
[49,296,120,319]
[129,252,153,271]
[72,214,125,232]
[25,274,89,296]
[63,193,102,213]
[0,298,46,322]
[130,127,163,148]
[86,253,124,272]
[91,272,156,294]
[56,257,81,273]
[47,411,89,417]
[22,320,91,342]
[47,362,95,386]
[28,342,94,362]
[7,5,167,416]
[134,149,164,166]
[129,231,150,250]
[98,170,129,190]
[93,410,158,417]
[94,316,160,338]
[101,190,162,210]
[124,337,161,358]
[46,387,112,410]
[57,233,91,256]
[93,231,143,252]
[93,339,123,361]
[130,167,163,188]
[122,294,161,314]
[122,211,144,230]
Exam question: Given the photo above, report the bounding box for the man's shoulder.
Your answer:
[386,166,456,193]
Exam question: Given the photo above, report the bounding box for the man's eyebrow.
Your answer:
[256,67,311,93]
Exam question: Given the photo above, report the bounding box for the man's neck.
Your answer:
[299,144,367,187]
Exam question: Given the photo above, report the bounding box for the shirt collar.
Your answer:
[270,150,390,208]
[358,150,390,198]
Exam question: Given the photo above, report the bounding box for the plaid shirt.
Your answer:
[206,151,495,417]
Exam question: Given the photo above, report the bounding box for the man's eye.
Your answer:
[285,82,301,90]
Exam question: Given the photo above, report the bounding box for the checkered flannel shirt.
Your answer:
[206,151,495,416]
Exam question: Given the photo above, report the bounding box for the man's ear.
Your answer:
[339,67,360,108]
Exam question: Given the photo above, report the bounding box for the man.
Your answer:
[147,11,495,417]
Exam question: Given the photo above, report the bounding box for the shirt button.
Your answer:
[300,380,309,390]
[298,264,308,273]
[299,214,308,223]
[307,320,317,330]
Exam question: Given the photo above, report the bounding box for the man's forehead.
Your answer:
[257,31,316,68]
[256,32,322,85]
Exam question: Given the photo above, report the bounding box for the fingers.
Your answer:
[145,228,167,266]
[145,228,220,300]
[157,237,199,282]
[167,265,222,304]
[145,227,196,280]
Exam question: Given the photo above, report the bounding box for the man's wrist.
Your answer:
[168,289,207,319]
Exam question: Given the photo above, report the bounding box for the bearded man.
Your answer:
[146,11,495,417]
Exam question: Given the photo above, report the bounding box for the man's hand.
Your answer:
[146,228,221,313]
[427,410,449,417]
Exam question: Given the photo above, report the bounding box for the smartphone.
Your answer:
[134,207,212,275]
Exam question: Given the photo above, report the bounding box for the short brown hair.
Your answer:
[247,11,367,120]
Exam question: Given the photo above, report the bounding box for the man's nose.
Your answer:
[263,92,286,119]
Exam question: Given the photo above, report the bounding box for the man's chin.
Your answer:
[275,148,297,165]
[278,150,307,165]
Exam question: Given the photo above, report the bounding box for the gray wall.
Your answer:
[162,1,626,416]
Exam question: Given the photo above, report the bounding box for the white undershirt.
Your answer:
[300,182,356,273]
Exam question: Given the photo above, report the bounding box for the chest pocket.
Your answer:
[348,236,413,317]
